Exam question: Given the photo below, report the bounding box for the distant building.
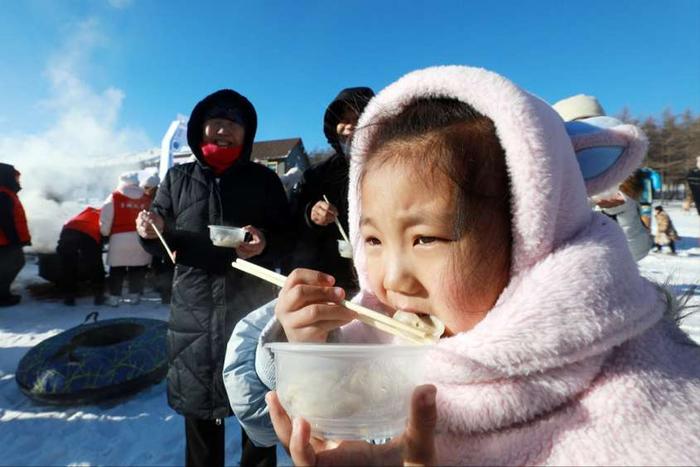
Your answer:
[249,138,310,176]
[129,137,310,179]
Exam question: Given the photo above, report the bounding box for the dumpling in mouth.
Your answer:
[392,310,445,341]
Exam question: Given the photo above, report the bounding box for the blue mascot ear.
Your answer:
[564,116,647,196]
[575,146,625,181]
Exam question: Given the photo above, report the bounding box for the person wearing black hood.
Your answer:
[0,163,31,307]
[289,87,374,291]
[136,89,290,467]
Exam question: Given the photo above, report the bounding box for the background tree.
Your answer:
[618,109,700,199]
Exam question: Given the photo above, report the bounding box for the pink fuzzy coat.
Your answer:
[342,66,700,465]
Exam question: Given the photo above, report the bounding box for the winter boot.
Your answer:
[126,293,141,305]
[104,295,121,307]
[161,291,171,305]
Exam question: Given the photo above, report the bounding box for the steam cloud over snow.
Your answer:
[0,19,151,252]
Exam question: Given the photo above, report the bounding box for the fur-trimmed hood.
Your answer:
[349,65,647,279]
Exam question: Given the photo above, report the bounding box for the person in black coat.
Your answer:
[0,163,31,307]
[688,156,700,216]
[136,89,292,467]
[289,87,374,292]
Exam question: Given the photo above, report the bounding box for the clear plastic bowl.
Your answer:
[208,225,246,248]
[337,239,353,258]
[267,342,428,441]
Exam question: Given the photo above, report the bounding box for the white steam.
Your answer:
[0,19,152,253]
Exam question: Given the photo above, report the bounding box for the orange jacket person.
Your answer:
[57,207,105,306]
[0,163,30,307]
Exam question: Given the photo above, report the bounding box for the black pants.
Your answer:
[57,229,104,299]
[108,265,147,296]
[185,417,277,467]
[654,240,676,253]
[150,255,174,302]
[0,245,24,297]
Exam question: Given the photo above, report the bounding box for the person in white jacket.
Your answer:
[100,172,152,306]
[593,171,653,261]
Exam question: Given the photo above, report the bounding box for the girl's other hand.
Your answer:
[235,225,266,259]
[136,210,164,239]
[275,268,355,343]
[266,384,438,466]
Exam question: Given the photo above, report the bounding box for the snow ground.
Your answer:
[0,269,291,466]
[0,203,698,466]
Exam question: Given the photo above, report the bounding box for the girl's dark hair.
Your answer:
[360,98,510,236]
[358,97,512,307]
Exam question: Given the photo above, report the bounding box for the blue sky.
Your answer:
[0,0,698,155]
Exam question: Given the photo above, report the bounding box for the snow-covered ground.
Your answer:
[639,203,700,338]
[0,271,291,465]
[0,203,698,466]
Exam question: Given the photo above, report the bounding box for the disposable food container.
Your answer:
[337,239,353,258]
[208,225,246,248]
[267,342,429,440]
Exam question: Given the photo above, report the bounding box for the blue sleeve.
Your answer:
[223,300,281,447]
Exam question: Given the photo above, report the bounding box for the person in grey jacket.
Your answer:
[595,191,653,261]
[593,170,653,262]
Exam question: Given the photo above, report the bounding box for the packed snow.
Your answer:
[0,203,698,466]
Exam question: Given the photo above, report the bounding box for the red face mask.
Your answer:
[200,143,243,175]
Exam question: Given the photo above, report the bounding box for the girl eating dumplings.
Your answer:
[223,66,700,465]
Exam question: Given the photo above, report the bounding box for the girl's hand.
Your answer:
[236,225,266,259]
[266,384,438,466]
[310,200,338,226]
[275,268,355,343]
[136,210,165,239]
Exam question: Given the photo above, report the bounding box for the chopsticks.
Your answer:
[322,195,350,244]
[231,258,433,344]
[149,221,175,264]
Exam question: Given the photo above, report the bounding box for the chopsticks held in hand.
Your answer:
[231,258,433,344]
[149,221,175,264]
[322,195,350,244]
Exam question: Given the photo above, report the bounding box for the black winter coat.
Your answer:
[292,153,354,288]
[688,168,700,216]
[141,90,292,419]
[289,88,374,291]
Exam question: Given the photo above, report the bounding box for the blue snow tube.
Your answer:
[16,316,168,405]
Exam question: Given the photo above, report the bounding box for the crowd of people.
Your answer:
[1,66,699,466]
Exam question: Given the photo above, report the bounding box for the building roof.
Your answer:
[250,138,303,161]
[90,137,304,171]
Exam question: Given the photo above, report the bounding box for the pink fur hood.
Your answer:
[345,66,700,464]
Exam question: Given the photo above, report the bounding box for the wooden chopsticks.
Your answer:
[231,259,433,344]
[150,221,175,264]
[322,195,351,244]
